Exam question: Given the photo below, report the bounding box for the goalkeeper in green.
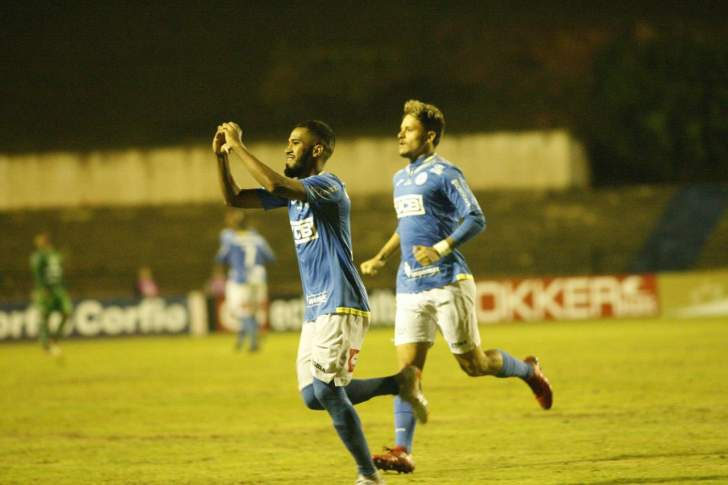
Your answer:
[30,232,72,354]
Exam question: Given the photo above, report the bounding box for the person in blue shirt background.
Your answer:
[360,100,554,474]
[213,118,427,485]
[216,208,274,352]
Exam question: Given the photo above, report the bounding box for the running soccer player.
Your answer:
[360,100,553,474]
[216,208,275,352]
[213,119,428,485]
[30,232,72,355]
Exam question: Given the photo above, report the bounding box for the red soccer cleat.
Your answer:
[373,445,415,474]
[523,356,553,410]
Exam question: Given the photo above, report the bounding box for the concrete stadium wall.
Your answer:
[0,130,589,210]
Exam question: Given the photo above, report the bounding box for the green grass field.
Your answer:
[1,318,727,484]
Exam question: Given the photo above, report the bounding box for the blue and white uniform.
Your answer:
[257,172,370,388]
[216,228,274,284]
[392,153,486,353]
[216,228,274,322]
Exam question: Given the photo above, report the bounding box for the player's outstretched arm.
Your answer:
[220,122,307,202]
[214,128,264,208]
[360,232,400,276]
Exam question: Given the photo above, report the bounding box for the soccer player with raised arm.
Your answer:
[360,100,553,474]
[216,208,275,352]
[213,119,428,485]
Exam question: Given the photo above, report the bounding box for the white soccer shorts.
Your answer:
[224,281,262,319]
[395,278,481,354]
[296,313,369,390]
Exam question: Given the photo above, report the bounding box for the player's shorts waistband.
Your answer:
[397,274,474,295]
[334,307,371,318]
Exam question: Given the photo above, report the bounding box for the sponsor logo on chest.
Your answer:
[394,194,425,218]
[290,216,318,245]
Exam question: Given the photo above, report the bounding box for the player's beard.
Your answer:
[284,147,315,178]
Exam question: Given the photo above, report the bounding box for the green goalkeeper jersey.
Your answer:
[30,249,65,289]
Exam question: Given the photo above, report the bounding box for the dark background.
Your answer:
[3,1,727,184]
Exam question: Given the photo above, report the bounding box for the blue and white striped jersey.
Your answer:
[256,172,370,321]
[216,228,274,284]
[393,153,486,294]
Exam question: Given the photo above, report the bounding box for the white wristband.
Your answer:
[433,239,452,257]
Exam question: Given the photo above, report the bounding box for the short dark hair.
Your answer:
[403,99,446,146]
[295,120,336,160]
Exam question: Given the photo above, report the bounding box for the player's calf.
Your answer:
[395,366,429,424]
[454,348,501,376]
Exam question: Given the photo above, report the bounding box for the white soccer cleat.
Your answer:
[355,471,386,484]
[397,365,429,424]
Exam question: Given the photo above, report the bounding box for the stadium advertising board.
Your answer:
[475,274,660,323]
[251,271,728,329]
[6,272,724,340]
[657,270,728,319]
[0,296,191,342]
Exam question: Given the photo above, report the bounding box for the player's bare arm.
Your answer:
[220,122,307,202]
[214,129,264,208]
[361,232,401,276]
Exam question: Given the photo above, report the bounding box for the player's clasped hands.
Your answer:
[212,121,245,155]
[212,128,227,155]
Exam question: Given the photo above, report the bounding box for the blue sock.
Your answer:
[394,396,416,453]
[235,318,246,348]
[243,316,258,350]
[312,378,375,476]
[496,350,533,379]
[344,376,398,405]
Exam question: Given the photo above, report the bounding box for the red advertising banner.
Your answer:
[476,274,660,323]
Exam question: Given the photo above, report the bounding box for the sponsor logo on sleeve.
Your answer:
[430,164,445,175]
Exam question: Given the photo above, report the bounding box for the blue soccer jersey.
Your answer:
[393,153,486,294]
[256,172,370,321]
[216,228,275,284]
